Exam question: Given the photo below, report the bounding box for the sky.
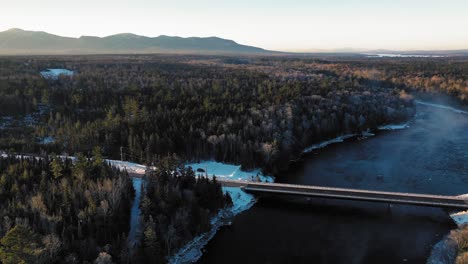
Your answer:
[1,0,467,51]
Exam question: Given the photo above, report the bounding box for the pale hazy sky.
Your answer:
[1,0,467,51]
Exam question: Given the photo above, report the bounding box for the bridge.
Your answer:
[219,180,468,209]
[4,152,466,209]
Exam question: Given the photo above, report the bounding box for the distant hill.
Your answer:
[0,28,274,55]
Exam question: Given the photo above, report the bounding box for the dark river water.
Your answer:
[197,103,468,264]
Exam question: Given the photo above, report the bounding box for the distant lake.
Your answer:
[366,54,445,58]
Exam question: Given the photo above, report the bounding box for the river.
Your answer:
[197,102,468,264]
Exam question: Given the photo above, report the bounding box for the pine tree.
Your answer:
[0,225,44,264]
[50,158,63,179]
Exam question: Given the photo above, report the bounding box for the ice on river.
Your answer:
[185,160,274,182]
[40,69,74,79]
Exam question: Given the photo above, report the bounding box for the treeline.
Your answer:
[304,57,468,103]
[0,55,422,173]
[135,155,231,263]
[0,150,134,263]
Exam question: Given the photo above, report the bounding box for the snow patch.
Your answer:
[450,211,468,226]
[449,194,468,226]
[106,159,147,175]
[185,161,274,182]
[361,130,375,137]
[40,136,55,144]
[223,187,257,215]
[40,69,74,80]
[169,187,256,264]
[303,134,357,153]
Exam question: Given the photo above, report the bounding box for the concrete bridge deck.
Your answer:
[219,180,468,209]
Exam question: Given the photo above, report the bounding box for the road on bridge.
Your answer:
[218,179,468,209]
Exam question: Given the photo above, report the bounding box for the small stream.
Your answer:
[128,177,143,247]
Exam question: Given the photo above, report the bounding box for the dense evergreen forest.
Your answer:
[5,55,465,174]
[0,151,134,263]
[136,155,231,263]
[0,154,228,263]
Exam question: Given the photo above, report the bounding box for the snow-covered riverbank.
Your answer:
[186,161,274,182]
[427,235,458,264]
[169,187,256,264]
[166,161,275,263]
[303,134,358,153]
[415,100,468,115]
[420,99,468,264]
[377,123,410,130]
[301,123,409,154]
[450,194,468,226]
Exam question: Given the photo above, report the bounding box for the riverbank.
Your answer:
[197,99,468,264]
[169,187,256,264]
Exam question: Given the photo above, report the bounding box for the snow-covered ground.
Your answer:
[40,69,74,80]
[169,187,256,264]
[106,159,147,175]
[450,211,468,226]
[450,194,468,226]
[377,123,410,130]
[40,136,55,144]
[186,161,274,182]
[303,134,357,153]
[415,100,468,115]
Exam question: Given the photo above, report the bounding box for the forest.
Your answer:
[0,154,228,263]
[136,155,231,263]
[0,54,467,263]
[5,55,463,174]
[0,150,134,263]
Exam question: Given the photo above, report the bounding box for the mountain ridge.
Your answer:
[0,28,273,55]
[1,28,466,56]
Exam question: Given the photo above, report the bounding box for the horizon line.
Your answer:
[2,27,467,53]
